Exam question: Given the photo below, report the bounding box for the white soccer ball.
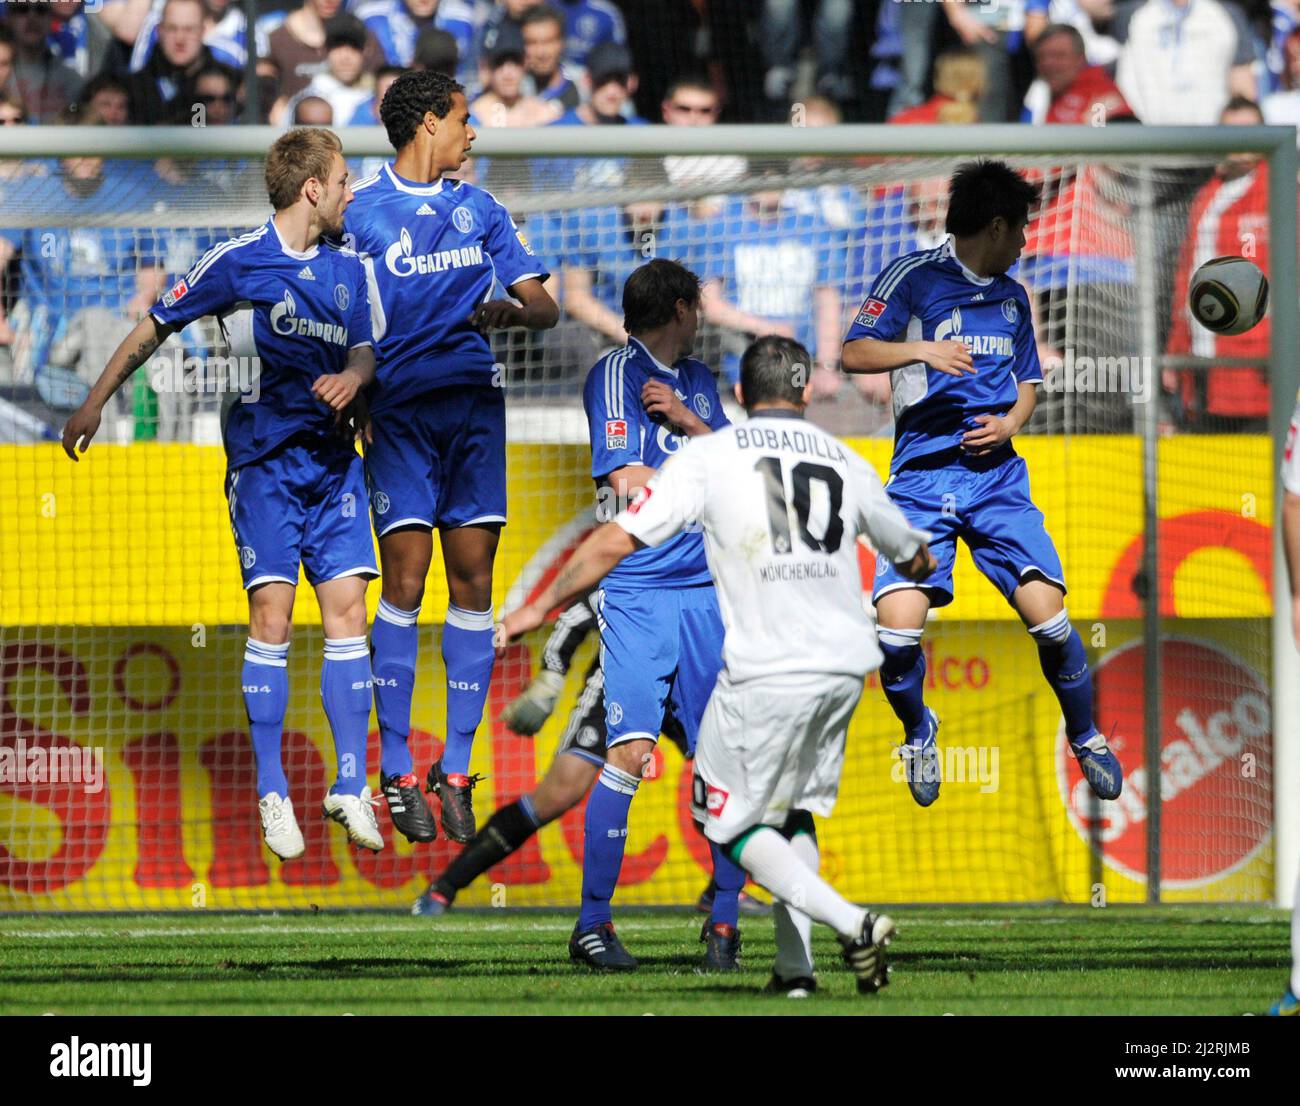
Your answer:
[1188,255,1269,336]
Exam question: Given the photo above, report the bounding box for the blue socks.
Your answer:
[1029,610,1095,743]
[440,604,496,776]
[370,598,419,779]
[579,764,640,930]
[243,639,290,798]
[708,841,745,928]
[878,626,928,742]
[321,636,373,797]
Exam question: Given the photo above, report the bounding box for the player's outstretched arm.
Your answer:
[468,277,559,333]
[497,523,642,648]
[62,314,174,461]
[961,380,1037,455]
[842,335,974,377]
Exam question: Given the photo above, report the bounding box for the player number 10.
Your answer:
[754,456,844,555]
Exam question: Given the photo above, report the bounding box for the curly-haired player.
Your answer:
[343,70,559,846]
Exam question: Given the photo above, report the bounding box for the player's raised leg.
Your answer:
[765,813,819,996]
[414,749,601,915]
[371,526,439,843]
[317,573,383,851]
[875,587,942,807]
[245,582,303,861]
[428,521,501,842]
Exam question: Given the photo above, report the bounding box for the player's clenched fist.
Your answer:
[921,339,974,376]
[467,300,523,332]
[312,367,364,412]
[61,402,102,461]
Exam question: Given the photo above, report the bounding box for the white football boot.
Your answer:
[258,793,305,860]
[321,786,384,851]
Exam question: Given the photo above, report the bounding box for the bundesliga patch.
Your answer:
[855,298,886,327]
[516,229,534,255]
[605,419,627,450]
[705,784,729,816]
[162,279,188,308]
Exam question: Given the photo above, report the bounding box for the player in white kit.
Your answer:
[499,336,935,996]
[1272,402,1300,1016]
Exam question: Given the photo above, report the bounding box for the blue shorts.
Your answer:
[597,583,724,753]
[364,384,507,534]
[873,447,1066,609]
[225,435,378,591]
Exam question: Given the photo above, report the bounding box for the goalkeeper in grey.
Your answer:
[499,335,936,996]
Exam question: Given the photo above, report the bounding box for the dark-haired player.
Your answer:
[842,158,1123,808]
[344,70,558,845]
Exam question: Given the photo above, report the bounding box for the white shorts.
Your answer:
[696,671,864,845]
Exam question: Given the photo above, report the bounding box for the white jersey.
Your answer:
[1285,398,1300,495]
[616,410,929,683]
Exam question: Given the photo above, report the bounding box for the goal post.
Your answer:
[0,123,1294,911]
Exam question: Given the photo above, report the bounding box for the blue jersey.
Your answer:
[150,220,375,471]
[565,204,670,316]
[558,0,626,66]
[844,238,1041,474]
[583,336,728,588]
[358,0,477,69]
[668,195,841,380]
[344,163,548,411]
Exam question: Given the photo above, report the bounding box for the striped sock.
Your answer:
[243,639,290,799]
[322,636,372,797]
[441,604,496,776]
[371,598,419,779]
[578,763,640,930]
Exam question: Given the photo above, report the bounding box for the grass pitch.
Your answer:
[0,906,1288,1016]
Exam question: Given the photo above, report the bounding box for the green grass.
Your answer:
[0,906,1289,1015]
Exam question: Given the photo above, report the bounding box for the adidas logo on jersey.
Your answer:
[972,292,985,300]
[297,266,315,280]
[416,203,436,215]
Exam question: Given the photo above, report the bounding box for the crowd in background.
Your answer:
[0,0,1292,440]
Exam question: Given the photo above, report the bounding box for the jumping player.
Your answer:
[61,128,384,857]
[841,158,1123,807]
[344,69,558,845]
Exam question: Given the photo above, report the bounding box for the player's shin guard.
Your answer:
[578,764,639,930]
[878,627,928,741]
[431,796,542,903]
[1029,610,1094,742]
[729,825,865,941]
[708,841,746,928]
[441,604,496,776]
[370,599,419,778]
[243,639,290,798]
[321,637,373,797]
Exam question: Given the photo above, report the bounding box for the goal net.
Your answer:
[0,126,1290,910]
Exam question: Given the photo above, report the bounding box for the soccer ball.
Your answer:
[1188,256,1269,336]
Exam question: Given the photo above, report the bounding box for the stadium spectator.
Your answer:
[1113,0,1257,123]
[0,115,167,425]
[77,73,133,125]
[888,48,985,125]
[6,2,83,123]
[1263,26,1300,139]
[46,1,115,80]
[669,164,843,391]
[263,0,385,103]
[555,41,641,125]
[1021,23,1133,124]
[940,0,1022,122]
[885,0,940,118]
[1023,0,1122,66]
[193,61,238,124]
[292,93,334,123]
[521,4,582,110]
[126,0,247,74]
[360,0,475,72]
[413,27,458,75]
[1165,97,1277,432]
[0,24,20,106]
[0,91,23,125]
[277,13,374,126]
[470,26,558,127]
[479,0,542,64]
[554,0,626,68]
[661,75,746,190]
[125,0,239,124]
[761,0,854,116]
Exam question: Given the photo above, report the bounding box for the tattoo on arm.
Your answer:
[551,560,585,600]
[115,334,159,387]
